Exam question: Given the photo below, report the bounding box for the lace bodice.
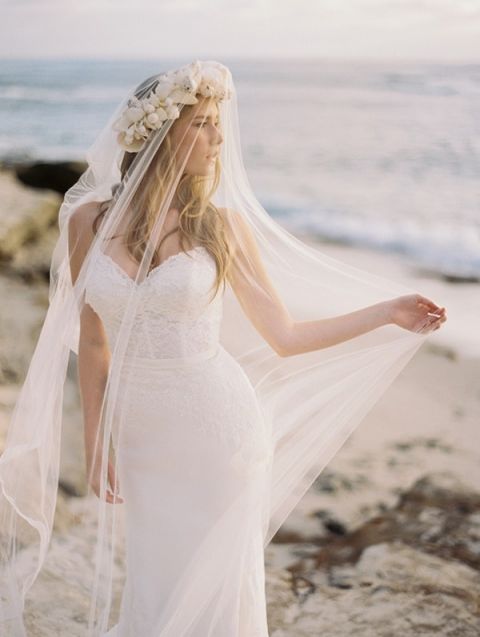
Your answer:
[85,246,224,359]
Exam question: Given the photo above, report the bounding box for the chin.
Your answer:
[186,163,214,177]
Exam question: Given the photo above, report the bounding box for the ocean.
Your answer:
[1,57,479,280]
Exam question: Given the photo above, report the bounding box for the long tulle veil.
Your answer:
[0,59,432,635]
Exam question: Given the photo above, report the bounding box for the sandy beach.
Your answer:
[0,164,478,635]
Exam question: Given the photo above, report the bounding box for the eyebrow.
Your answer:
[192,114,219,120]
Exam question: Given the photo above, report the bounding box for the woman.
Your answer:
[0,60,446,636]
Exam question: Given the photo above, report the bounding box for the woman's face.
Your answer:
[169,97,224,177]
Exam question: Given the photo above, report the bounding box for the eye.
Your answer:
[195,120,220,127]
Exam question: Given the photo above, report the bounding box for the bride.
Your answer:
[0,60,446,636]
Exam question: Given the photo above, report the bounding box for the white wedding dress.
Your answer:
[84,244,273,636]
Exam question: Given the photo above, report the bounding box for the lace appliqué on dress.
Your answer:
[84,246,223,359]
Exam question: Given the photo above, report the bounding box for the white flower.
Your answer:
[164,103,180,119]
[125,106,144,124]
[117,131,145,152]
[154,80,175,101]
[142,101,155,114]
[148,93,161,108]
[113,60,231,153]
[169,87,198,105]
[146,112,160,127]
[198,80,215,98]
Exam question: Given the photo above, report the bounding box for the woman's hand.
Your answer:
[86,450,124,504]
[387,294,447,334]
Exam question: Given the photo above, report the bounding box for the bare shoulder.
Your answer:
[69,200,104,238]
[68,200,110,259]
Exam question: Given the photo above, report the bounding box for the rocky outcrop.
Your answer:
[267,540,480,636]
[0,273,49,384]
[310,472,480,572]
[266,472,480,636]
[8,160,87,195]
[0,169,61,280]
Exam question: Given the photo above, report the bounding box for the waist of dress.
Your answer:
[119,344,221,370]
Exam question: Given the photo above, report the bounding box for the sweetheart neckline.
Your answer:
[97,245,209,286]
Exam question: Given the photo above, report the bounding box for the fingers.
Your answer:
[100,486,124,504]
[418,313,446,334]
[417,295,448,329]
[106,479,124,503]
[106,458,124,502]
[416,294,439,311]
[108,460,121,494]
[106,489,124,504]
[90,459,124,503]
[416,295,447,317]
[427,307,446,318]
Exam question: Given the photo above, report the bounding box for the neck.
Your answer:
[170,193,182,212]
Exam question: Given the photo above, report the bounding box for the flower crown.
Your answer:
[112,60,232,153]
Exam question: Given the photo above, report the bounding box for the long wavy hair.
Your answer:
[91,85,232,302]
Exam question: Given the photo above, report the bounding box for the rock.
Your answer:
[323,516,347,536]
[0,167,62,281]
[12,225,60,281]
[266,472,480,635]
[314,469,356,493]
[271,521,323,545]
[0,275,49,384]
[0,170,61,269]
[11,160,87,195]
[266,541,480,636]
[311,471,480,572]
[265,569,298,630]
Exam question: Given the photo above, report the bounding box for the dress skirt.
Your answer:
[103,344,272,637]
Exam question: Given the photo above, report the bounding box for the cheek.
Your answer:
[172,127,197,152]
[191,131,209,158]
[175,128,208,164]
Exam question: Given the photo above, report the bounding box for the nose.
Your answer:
[213,125,223,145]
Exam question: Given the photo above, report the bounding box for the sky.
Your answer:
[1,0,480,61]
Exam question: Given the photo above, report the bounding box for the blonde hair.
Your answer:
[92,96,232,303]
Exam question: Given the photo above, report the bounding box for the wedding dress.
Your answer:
[87,245,272,636]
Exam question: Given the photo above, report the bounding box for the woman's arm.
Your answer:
[274,295,448,356]
[68,203,122,503]
[222,208,446,357]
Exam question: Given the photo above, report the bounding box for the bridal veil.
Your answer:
[0,60,431,635]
